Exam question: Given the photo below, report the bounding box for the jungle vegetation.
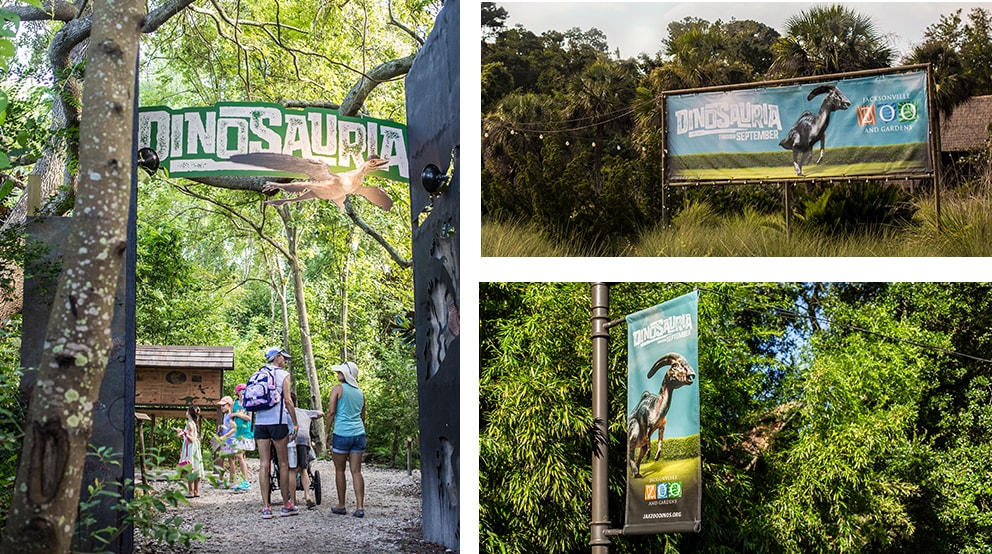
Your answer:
[0,0,439,548]
[481,282,992,553]
[481,3,992,256]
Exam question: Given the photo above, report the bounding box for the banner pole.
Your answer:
[590,283,612,553]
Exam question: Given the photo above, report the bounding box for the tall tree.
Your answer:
[275,204,326,449]
[767,4,894,79]
[914,7,992,96]
[563,58,633,193]
[903,41,973,118]
[652,17,769,90]
[904,6,992,120]
[0,0,143,549]
[481,2,508,45]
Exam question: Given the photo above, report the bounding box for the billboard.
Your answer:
[665,69,931,181]
[624,291,701,535]
[137,103,409,183]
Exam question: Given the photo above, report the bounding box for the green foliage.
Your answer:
[484,193,992,257]
[0,9,18,76]
[362,336,419,467]
[654,17,775,89]
[135,217,240,346]
[480,283,599,553]
[914,7,992,97]
[795,182,917,234]
[75,446,206,552]
[0,319,22,534]
[482,4,992,253]
[763,302,929,552]
[140,0,431,111]
[768,4,894,79]
[481,62,514,113]
[481,283,992,552]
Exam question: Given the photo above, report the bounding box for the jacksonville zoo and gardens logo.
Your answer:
[645,480,683,501]
[856,93,919,134]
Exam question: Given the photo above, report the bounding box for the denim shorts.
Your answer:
[331,433,366,454]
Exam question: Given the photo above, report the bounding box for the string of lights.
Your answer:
[484,105,637,136]
[482,88,666,140]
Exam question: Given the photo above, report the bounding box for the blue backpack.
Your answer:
[243,366,282,412]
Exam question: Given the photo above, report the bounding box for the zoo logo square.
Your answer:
[897,101,919,122]
[857,105,876,126]
[644,484,657,500]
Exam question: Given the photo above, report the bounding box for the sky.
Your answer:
[498,2,992,60]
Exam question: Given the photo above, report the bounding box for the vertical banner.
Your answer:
[624,291,701,535]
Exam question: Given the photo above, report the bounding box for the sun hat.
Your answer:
[216,395,233,406]
[265,347,292,363]
[332,361,359,388]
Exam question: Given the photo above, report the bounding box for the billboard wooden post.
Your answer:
[926,63,942,233]
[784,182,792,240]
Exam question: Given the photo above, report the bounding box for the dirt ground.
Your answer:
[135,458,453,553]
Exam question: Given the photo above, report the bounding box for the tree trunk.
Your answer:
[0,0,143,550]
[269,255,291,351]
[340,226,357,361]
[276,206,325,452]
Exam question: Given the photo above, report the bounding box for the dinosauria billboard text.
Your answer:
[137,103,409,183]
[625,291,701,535]
[665,69,931,181]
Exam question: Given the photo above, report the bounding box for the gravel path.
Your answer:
[135,459,452,553]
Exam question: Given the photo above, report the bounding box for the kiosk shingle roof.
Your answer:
[941,95,992,152]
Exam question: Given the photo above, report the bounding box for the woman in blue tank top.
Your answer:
[325,361,367,517]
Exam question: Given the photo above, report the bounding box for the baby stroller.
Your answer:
[269,443,322,505]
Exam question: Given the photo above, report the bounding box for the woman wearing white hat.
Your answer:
[324,361,367,518]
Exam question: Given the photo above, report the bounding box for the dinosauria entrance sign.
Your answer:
[137,103,409,182]
[664,67,932,181]
[624,291,701,535]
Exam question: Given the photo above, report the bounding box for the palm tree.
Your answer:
[768,4,894,79]
[903,41,974,119]
[482,92,555,182]
[655,25,751,90]
[562,58,634,193]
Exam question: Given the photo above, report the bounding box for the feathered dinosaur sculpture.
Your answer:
[228,152,393,212]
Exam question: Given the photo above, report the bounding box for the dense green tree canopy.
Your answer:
[482,4,992,252]
[481,282,992,553]
[0,0,436,541]
[767,4,894,78]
